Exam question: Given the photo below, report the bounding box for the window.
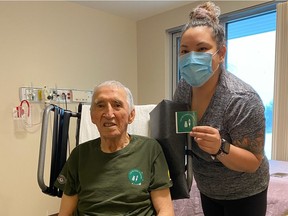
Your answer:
[222,5,276,160]
[171,31,182,97]
[168,2,278,159]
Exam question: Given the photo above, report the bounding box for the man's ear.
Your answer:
[128,108,135,124]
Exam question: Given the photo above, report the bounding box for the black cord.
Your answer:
[61,93,68,109]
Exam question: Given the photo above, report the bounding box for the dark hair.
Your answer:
[182,1,225,49]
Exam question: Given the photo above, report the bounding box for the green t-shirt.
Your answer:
[55,135,172,216]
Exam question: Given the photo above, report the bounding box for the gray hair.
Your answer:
[91,80,135,112]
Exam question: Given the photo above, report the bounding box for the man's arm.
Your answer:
[150,188,175,216]
[58,194,78,216]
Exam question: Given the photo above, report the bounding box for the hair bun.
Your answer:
[189,2,221,24]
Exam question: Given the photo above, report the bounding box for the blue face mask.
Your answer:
[179,51,217,87]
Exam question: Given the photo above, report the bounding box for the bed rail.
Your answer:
[37,104,80,197]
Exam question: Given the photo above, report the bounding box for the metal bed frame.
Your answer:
[37,104,81,197]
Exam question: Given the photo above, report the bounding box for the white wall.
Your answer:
[0,2,136,215]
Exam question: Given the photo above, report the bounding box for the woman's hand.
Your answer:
[190,126,221,155]
[191,126,264,173]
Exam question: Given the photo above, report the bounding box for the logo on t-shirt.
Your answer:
[128,169,143,185]
[57,174,67,185]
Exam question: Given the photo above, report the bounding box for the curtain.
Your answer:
[272,1,288,161]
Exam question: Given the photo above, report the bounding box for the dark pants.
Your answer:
[200,188,268,216]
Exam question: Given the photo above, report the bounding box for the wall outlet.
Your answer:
[71,90,92,103]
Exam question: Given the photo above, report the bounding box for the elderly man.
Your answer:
[55,80,174,216]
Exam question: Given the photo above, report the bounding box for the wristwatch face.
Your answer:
[221,139,230,154]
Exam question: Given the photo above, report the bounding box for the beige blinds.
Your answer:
[272,1,288,160]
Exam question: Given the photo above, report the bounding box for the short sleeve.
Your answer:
[54,147,79,196]
[54,162,68,191]
[149,143,173,191]
[225,93,265,154]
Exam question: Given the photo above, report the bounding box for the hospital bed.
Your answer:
[173,159,288,216]
[37,103,288,215]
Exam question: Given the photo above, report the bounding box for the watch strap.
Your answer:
[211,138,230,160]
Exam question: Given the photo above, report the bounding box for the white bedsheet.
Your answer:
[267,160,288,216]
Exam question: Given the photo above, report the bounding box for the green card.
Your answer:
[175,111,197,133]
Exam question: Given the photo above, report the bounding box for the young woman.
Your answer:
[173,2,269,216]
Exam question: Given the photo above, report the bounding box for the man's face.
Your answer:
[90,86,135,139]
